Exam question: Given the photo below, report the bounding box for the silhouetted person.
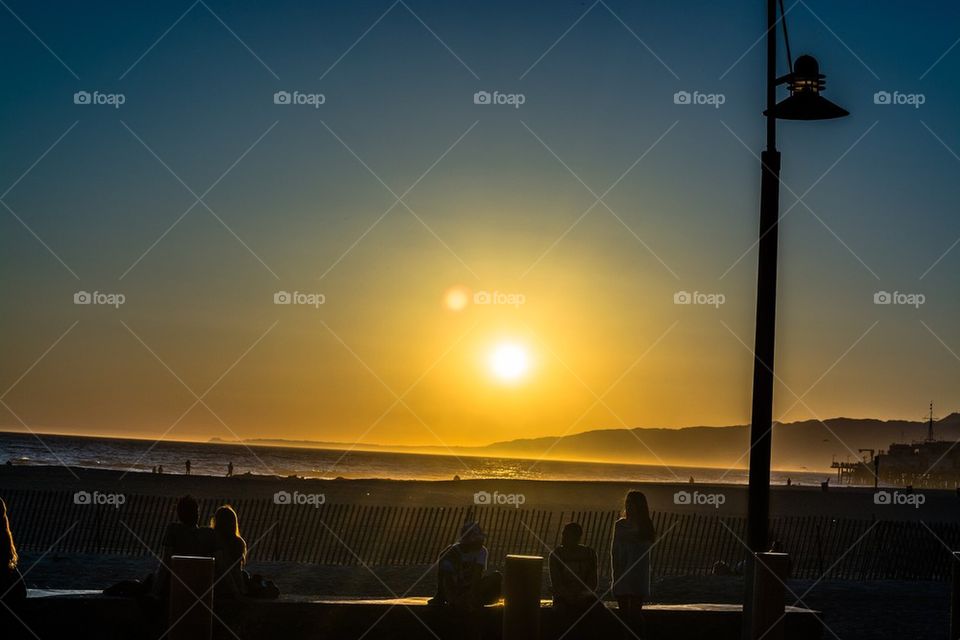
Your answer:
[429,522,501,612]
[0,498,26,604]
[185,460,191,475]
[226,462,233,477]
[211,505,247,599]
[549,522,598,614]
[154,495,215,597]
[612,491,654,636]
[158,465,164,474]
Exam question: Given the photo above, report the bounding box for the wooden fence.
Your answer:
[6,489,959,580]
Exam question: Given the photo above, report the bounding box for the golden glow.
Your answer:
[444,285,470,312]
[488,342,530,383]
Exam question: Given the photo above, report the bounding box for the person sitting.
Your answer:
[549,522,597,613]
[0,498,26,604]
[211,505,247,599]
[153,495,215,597]
[429,522,501,612]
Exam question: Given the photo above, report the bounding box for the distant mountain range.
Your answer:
[216,413,960,472]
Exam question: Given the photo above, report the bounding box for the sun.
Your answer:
[489,342,530,383]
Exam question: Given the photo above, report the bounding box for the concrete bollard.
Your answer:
[168,555,215,640]
[503,554,543,640]
[748,552,790,640]
[951,552,960,640]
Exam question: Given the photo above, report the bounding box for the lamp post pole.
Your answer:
[747,0,782,556]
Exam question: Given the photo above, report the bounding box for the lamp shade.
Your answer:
[764,55,849,120]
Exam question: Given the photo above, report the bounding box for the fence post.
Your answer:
[168,555,215,640]
[503,554,542,640]
[746,552,790,640]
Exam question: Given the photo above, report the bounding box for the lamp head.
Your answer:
[765,55,850,120]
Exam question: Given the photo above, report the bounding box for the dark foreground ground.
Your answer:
[19,552,951,640]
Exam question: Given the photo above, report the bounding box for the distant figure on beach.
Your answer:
[227,461,233,477]
[689,476,695,484]
[0,498,26,604]
[158,465,164,474]
[549,522,597,613]
[211,505,247,598]
[185,460,192,475]
[429,522,501,611]
[154,495,215,597]
[612,491,654,635]
[786,477,792,487]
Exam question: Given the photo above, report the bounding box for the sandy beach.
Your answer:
[3,464,957,520]
[3,465,957,639]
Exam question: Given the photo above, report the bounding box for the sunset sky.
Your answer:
[2,1,959,451]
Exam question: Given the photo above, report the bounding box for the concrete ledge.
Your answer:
[4,591,823,640]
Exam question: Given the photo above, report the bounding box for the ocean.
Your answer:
[0,431,828,485]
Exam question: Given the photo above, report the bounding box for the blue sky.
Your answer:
[1,1,959,448]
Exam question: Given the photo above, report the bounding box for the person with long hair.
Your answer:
[0,498,26,603]
[211,505,247,598]
[611,491,654,636]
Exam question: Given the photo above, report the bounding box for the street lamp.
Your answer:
[743,3,848,638]
[746,1,849,557]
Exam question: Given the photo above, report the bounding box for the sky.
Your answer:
[1,0,959,452]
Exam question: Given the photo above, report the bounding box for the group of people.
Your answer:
[1,490,657,633]
[153,495,251,599]
[150,461,235,476]
[428,491,655,633]
[0,494,257,607]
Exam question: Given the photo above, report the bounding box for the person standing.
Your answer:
[185,460,191,476]
[227,461,233,477]
[611,491,655,636]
